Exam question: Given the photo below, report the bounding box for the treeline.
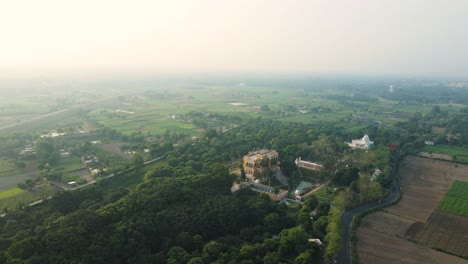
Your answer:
[0,164,317,263]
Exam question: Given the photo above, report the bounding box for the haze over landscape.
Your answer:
[1,2,468,264]
[1,0,468,77]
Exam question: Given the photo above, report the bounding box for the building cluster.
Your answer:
[242,149,287,201]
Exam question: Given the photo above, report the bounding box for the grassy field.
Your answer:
[439,180,468,217]
[0,159,16,175]
[86,86,349,136]
[54,156,85,173]
[79,84,435,137]
[98,169,144,192]
[0,184,59,211]
[423,145,468,163]
[0,187,24,200]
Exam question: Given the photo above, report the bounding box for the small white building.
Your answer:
[425,141,435,145]
[347,134,374,149]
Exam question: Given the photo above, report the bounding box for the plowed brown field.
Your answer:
[357,156,468,263]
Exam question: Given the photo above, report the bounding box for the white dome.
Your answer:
[362,134,371,144]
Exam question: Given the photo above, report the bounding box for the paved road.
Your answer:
[337,166,400,264]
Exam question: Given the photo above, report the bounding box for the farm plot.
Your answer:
[385,156,468,223]
[409,211,468,258]
[97,142,131,159]
[0,184,59,211]
[357,226,468,264]
[357,156,468,264]
[54,156,85,173]
[423,145,468,164]
[0,159,16,176]
[439,180,468,217]
[359,211,416,238]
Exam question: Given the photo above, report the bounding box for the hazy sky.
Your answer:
[1,0,468,77]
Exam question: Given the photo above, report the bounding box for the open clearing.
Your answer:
[357,156,468,263]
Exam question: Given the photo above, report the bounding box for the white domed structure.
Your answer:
[347,134,374,149]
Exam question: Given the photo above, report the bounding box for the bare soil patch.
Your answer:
[357,156,468,263]
[408,211,468,258]
[357,227,468,264]
[360,211,415,238]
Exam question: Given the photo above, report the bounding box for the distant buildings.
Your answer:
[295,157,323,171]
[347,134,374,149]
[243,149,279,178]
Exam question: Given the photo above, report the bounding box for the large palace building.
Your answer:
[243,149,279,178]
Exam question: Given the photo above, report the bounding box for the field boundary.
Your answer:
[415,148,468,165]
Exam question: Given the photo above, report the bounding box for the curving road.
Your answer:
[337,164,401,264]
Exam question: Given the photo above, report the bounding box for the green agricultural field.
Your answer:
[0,159,16,175]
[54,156,85,173]
[423,145,468,163]
[0,184,59,211]
[277,112,347,123]
[86,86,348,135]
[0,187,24,200]
[439,180,468,217]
